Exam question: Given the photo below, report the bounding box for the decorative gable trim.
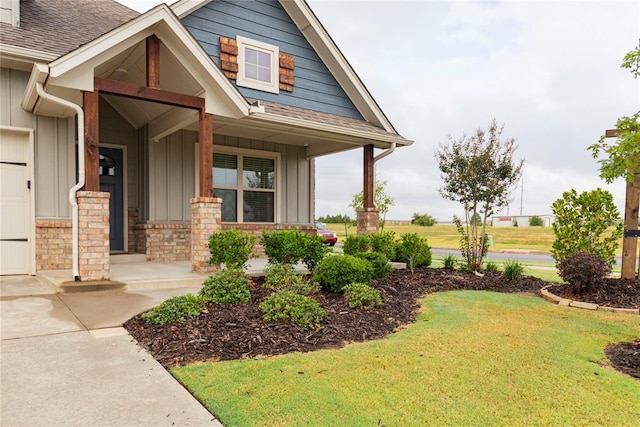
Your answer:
[279,53,295,92]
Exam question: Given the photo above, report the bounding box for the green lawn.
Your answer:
[328,223,635,256]
[172,291,640,426]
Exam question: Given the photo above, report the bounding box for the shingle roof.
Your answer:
[252,99,394,138]
[0,0,139,57]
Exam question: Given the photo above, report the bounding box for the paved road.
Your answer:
[431,248,623,266]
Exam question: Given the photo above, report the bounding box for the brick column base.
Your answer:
[77,191,110,281]
[357,207,380,235]
[191,197,222,274]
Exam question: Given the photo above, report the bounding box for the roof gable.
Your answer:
[174,0,400,135]
[24,4,250,120]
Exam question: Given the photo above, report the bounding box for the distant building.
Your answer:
[491,215,555,227]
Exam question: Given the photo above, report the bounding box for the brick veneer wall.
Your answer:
[35,220,72,270]
[128,208,139,253]
[133,222,191,262]
[77,191,110,281]
[191,197,221,274]
[357,207,380,235]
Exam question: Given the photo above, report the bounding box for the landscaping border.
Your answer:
[540,285,639,315]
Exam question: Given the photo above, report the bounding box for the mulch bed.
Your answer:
[124,267,639,379]
[547,278,640,309]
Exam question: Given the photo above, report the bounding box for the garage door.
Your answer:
[0,127,34,275]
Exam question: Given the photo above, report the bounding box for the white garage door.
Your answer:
[0,127,34,275]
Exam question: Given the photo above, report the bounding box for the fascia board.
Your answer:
[246,112,413,147]
[171,0,214,18]
[21,62,49,111]
[0,44,58,68]
[279,0,397,134]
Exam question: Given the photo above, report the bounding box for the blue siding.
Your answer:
[182,0,363,120]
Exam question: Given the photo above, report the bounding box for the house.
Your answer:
[491,215,555,227]
[0,0,411,281]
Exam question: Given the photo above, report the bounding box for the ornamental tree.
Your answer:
[436,119,524,272]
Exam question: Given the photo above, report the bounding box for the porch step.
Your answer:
[110,254,146,264]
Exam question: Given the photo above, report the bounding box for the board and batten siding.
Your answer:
[182,0,363,120]
[0,68,74,219]
[148,130,313,224]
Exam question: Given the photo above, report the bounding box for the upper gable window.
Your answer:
[236,36,279,94]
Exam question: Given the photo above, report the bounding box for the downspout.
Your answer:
[373,141,396,163]
[35,83,85,281]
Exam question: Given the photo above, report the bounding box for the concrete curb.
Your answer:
[539,285,639,315]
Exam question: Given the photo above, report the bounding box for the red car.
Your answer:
[316,222,338,246]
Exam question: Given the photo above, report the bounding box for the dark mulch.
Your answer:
[605,341,640,379]
[547,278,640,309]
[123,267,639,379]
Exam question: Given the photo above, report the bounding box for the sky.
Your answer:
[117,0,639,222]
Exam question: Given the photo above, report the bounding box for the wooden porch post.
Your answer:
[621,170,640,279]
[83,90,100,192]
[199,109,213,197]
[363,144,374,208]
[146,35,161,88]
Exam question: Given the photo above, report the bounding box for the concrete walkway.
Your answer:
[0,270,227,426]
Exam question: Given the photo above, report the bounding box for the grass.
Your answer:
[327,223,636,256]
[172,291,640,426]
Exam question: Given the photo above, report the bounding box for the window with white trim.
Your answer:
[213,151,276,223]
[236,36,279,94]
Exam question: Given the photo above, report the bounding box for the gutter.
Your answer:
[373,141,396,163]
[35,83,85,281]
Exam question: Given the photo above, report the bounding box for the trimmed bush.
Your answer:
[259,290,325,329]
[141,293,202,325]
[301,234,330,272]
[369,232,396,260]
[261,230,307,265]
[529,216,545,227]
[342,235,370,256]
[503,260,525,280]
[356,251,392,279]
[313,255,374,292]
[558,252,610,294]
[199,268,251,304]
[208,229,256,269]
[343,282,383,309]
[264,263,319,295]
[394,233,432,273]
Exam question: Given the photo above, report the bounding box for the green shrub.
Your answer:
[343,282,383,309]
[529,216,545,227]
[141,293,202,325]
[551,188,622,268]
[261,230,307,265]
[484,261,499,271]
[263,263,319,295]
[208,230,256,269]
[302,234,330,272]
[394,233,432,273]
[199,268,251,304]
[342,235,370,255]
[259,290,325,329]
[313,255,374,292]
[558,252,610,294]
[442,255,457,270]
[369,231,396,260]
[355,252,392,279]
[411,212,437,226]
[503,260,525,280]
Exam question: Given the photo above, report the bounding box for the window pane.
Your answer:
[244,191,274,222]
[245,47,258,64]
[245,64,258,80]
[257,51,271,67]
[244,47,271,83]
[213,153,237,187]
[213,188,237,222]
[257,65,271,83]
[243,157,274,189]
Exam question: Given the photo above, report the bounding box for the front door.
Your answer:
[99,147,124,252]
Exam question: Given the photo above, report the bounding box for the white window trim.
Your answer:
[196,144,281,223]
[236,35,279,94]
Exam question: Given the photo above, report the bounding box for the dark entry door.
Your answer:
[99,147,124,251]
